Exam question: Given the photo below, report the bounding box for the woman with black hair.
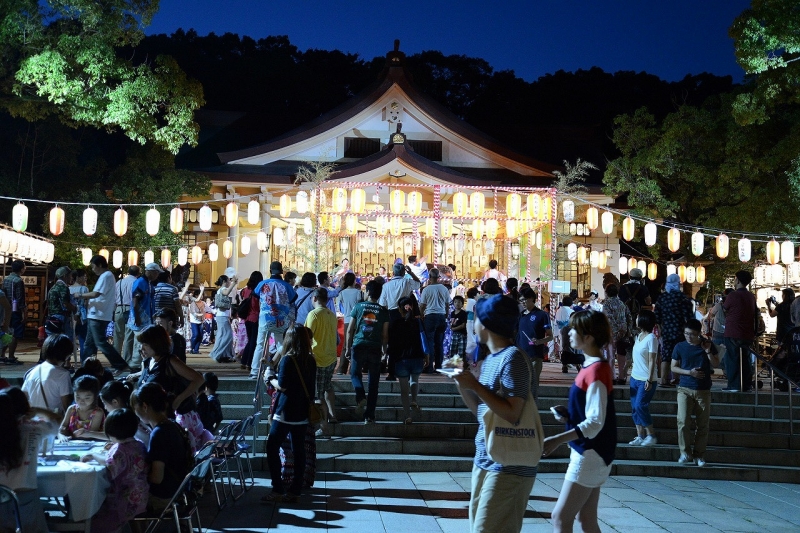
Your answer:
[239,271,264,370]
[209,274,238,363]
[186,286,205,354]
[0,386,61,532]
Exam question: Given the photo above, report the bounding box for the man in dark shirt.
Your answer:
[515,288,552,401]
[722,270,756,392]
[449,296,468,361]
[671,318,720,467]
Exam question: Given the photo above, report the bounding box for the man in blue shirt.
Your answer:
[249,262,297,379]
[671,318,720,467]
[515,288,552,401]
[127,262,161,371]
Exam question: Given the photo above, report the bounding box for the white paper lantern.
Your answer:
[83,207,97,236]
[99,248,109,261]
[223,239,234,258]
[691,232,704,256]
[390,190,406,215]
[644,223,657,246]
[248,200,261,224]
[159,249,170,269]
[82,248,92,266]
[637,260,647,273]
[484,240,495,254]
[486,219,498,240]
[390,216,402,236]
[144,250,154,265]
[766,239,780,265]
[562,200,574,222]
[279,195,291,218]
[666,263,677,277]
[586,207,599,230]
[472,219,485,240]
[273,228,285,247]
[505,219,518,239]
[567,243,577,261]
[169,207,183,233]
[257,231,268,251]
[225,201,239,227]
[303,217,312,235]
[332,188,348,213]
[469,192,485,218]
[601,211,614,235]
[506,193,522,219]
[678,264,687,283]
[738,238,751,262]
[177,247,188,266]
[350,189,366,214]
[590,250,599,268]
[629,257,638,272]
[598,251,608,270]
[128,250,138,266]
[781,241,794,265]
[622,217,635,241]
[198,205,213,231]
[696,266,706,284]
[112,250,123,269]
[619,257,628,275]
[113,208,128,237]
[49,206,65,236]
[716,233,729,259]
[440,218,453,238]
[208,243,219,262]
[687,266,696,283]
[12,203,28,232]
[286,223,297,243]
[296,191,309,214]
[241,236,251,255]
[146,207,160,236]
[667,228,681,252]
[191,245,203,265]
[407,191,423,217]
[648,262,658,281]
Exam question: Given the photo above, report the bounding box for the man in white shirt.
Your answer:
[78,255,130,374]
[419,268,451,372]
[113,265,139,363]
[378,263,421,321]
[407,255,428,282]
[22,334,73,414]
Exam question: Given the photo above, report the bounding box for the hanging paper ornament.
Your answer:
[279,195,291,218]
[286,223,297,242]
[169,207,183,233]
[648,262,658,281]
[472,219,485,240]
[528,193,542,220]
[567,243,577,261]
[247,199,261,224]
[455,235,466,254]
[198,205,212,231]
[440,218,453,238]
[738,238,751,262]
[257,231,268,251]
[696,265,706,284]
[781,240,794,265]
[590,250,599,268]
[49,206,65,236]
[622,217,635,241]
[303,217,312,235]
[240,236,251,255]
[225,201,238,227]
[484,240,495,254]
[578,246,588,265]
[678,265,687,283]
[190,246,202,265]
[146,207,160,236]
[667,228,681,253]
[716,233,729,259]
[208,243,219,262]
[112,250,123,269]
[628,257,638,272]
[586,207,599,231]
[598,251,607,269]
[407,191,423,216]
[83,207,98,236]
[390,190,406,215]
[561,200,574,222]
[687,266,696,283]
[619,257,628,275]
[390,216,402,236]
[469,192,485,217]
[295,191,309,215]
[328,214,342,234]
[485,219,498,240]
[425,218,436,239]
[542,196,553,221]
[638,260,647,273]
[127,250,138,266]
[332,188,347,213]
[601,211,614,235]
[12,203,28,232]
[691,232,704,256]
[82,248,92,266]
[644,223,657,246]
[223,239,234,258]
[506,193,522,219]
[113,208,128,237]
[376,215,389,236]
[766,239,780,265]
[350,189,366,214]
[160,249,171,269]
[666,263,677,277]
[505,219,518,239]
[177,247,188,266]
[144,250,154,265]
[345,215,358,235]
[452,192,467,217]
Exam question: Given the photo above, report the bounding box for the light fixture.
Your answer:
[541,195,553,221]
[81,248,92,266]
[332,188,348,213]
[146,207,160,236]
[781,240,794,265]
[527,193,542,220]
[484,240,495,254]
[160,249,171,269]
[99,248,109,261]
[586,207,599,231]
[127,250,138,266]
[678,264,687,283]
[668,228,680,253]
[425,217,436,238]
[598,251,607,269]
[144,250,154,265]
[223,239,234,258]
[198,205,212,231]
[225,201,238,227]
[687,265,696,283]
[390,190,406,215]
[691,232,704,256]
[345,215,358,235]
[716,233,729,259]
[177,247,188,266]
[279,195,291,218]
[452,192,467,217]
[567,242,578,261]
[296,191,309,214]
[83,206,98,236]
[376,215,389,236]
[578,246,588,265]
[191,245,203,265]
[666,263,677,276]
[49,206,65,236]
[472,219,485,240]
[286,222,296,242]
[590,250,599,268]
[738,238,751,262]
[390,216,402,236]
[638,260,647,273]
[505,219,518,239]
[561,200,574,222]
[485,219,498,240]
[328,214,342,233]
[257,230,269,251]
[644,223,657,246]
[112,250,123,269]
[506,193,522,219]
[248,199,260,224]
[169,207,183,233]
[622,217,635,241]
[407,191,423,216]
[440,218,453,238]
[350,189,366,214]
[619,256,628,275]
[303,217,312,235]
[469,192,485,217]
[340,236,350,253]
[241,236,251,255]
[511,242,521,260]
[648,262,658,281]
[696,265,706,284]
[601,211,613,235]
[113,208,128,237]
[12,203,28,232]
[208,243,219,261]
[766,239,780,265]
[628,257,638,272]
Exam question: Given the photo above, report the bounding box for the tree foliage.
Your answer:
[730,0,800,124]
[1,0,204,153]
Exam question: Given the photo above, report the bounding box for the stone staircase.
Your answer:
[218,373,800,482]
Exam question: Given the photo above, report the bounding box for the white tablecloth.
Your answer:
[37,441,110,522]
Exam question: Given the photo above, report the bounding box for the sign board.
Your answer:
[548,280,572,294]
[0,276,38,286]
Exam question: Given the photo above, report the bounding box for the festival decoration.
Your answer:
[169,207,183,233]
[691,232,704,256]
[198,205,212,231]
[241,236,251,255]
[766,239,780,265]
[248,199,261,224]
[668,228,680,252]
[112,250,123,269]
[146,207,160,236]
[128,250,138,266]
[390,190,405,215]
[177,247,188,266]
[470,192,485,217]
[225,201,238,227]
[407,191,423,216]
[160,249,170,269]
[644,223,657,246]
[622,217,635,241]
[562,200,574,222]
[716,233,729,259]
[83,207,97,236]
[452,192,467,217]
[738,238,751,262]
[586,207,598,231]
[49,206,64,236]
[601,211,613,235]
[208,243,219,261]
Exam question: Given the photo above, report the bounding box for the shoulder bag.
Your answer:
[482,351,544,467]
[290,356,323,425]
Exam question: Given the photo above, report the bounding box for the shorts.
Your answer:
[10,311,24,339]
[395,358,424,378]
[315,362,336,399]
[565,448,611,488]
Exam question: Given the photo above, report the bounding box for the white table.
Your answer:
[37,441,110,522]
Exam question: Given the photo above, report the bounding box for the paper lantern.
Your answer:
[678,265,687,283]
[145,207,160,236]
[696,266,706,284]
[350,189,366,214]
[223,239,234,258]
[648,262,658,281]
[288,222,297,243]
[567,243,578,261]
[256,231,268,251]
[191,246,203,265]
[177,247,188,266]
[225,201,238,227]
[691,232,704,256]
[687,266,696,283]
[328,188,345,213]
[390,190,405,215]
[472,219,485,240]
[82,248,92,266]
[601,211,614,235]
[81,207,97,236]
[622,217,635,241]
[584,207,598,231]
[425,218,436,238]
[12,203,27,232]
[505,193,521,219]
[328,214,342,233]
[666,263,677,276]
[126,250,137,267]
[505,219,518,239]
[486,219,498,240]
[578,246,588,265]
[0,229,18,254]
[247,200,260,224]
[390,216,402,236]
[99,248,109,261]
[316,190,327,213]
[716,233,729,259]
[407,191,423,216]
[644,223,657,246]
[169,207,183,233]
[49,206,65,236]
[628,257,638,272]
[781,241,794,265]
[303,217,312,235]
[208,243,218,262]
[144,250,154,265]
[598,251,607,269]
[112,250,123,269]
[240,236,251,255]
[455,235,466,253]
[638,260,647,273]
[766,239,780,265]
[562,200,574,222]
[198,205,212,231]
[440,218,453,238]
[113,208,128,237]
[484,240,495,254]
[667,228,681,253]
[590,250,599,268]
[525,193,540,220]
[738,238,751,262]
[160,249,170,269]
[279,195,291,218]
[619,257,628,275]
[469,192,485,217]
[542,196,553,221]
[345,215,358,235]
[452,192,467,217]
[376,216,389,236]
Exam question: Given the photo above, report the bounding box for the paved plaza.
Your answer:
[199,471,800,532]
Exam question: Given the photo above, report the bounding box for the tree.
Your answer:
[730,0,800,124]
[1,0,204,153]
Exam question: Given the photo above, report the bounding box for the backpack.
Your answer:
[237,292,254,318]
[624,284,643,322]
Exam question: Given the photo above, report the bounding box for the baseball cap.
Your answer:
[145,262,164,272]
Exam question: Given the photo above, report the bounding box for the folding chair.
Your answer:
[229,415,256,499]
[0,485,21,533]
[194,440,230,509]
[131,457,211,533]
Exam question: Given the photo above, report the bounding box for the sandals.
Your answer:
[410,402,422,413]
[404,417,413,425]
[261,492,285,503]
[328,417,339,424]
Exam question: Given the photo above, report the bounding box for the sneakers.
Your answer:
[4,357,23,365]
[695,457,707,467]
[640,435,658,446]
[629,436,644,445]
[364,418,375,425]
[721,388,740,392]
[678,454,693,464]
[355,399,367,418]
[410,402,422,413]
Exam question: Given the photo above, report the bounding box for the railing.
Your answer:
[751,350,797,447]
[251,357,269,453]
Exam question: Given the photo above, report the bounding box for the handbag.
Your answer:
[482,353,544,467]
[290,356,323,425]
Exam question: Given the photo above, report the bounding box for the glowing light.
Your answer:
[506,193,522,219]
[208,243,219,261]
[687,266,696,283]
[452,192,467,217]
[49,206,64,236]
[248,200,261,224]
[407,191,423,216]
[198,205,212,231]
[716,233,729,259]
[766,239,780,265]
[257,231,268,251]
[169,207,183,233]
[678,265,687,283]
[177,247,188,266]
[619,257,628,275]
[469,192,485,217]
[390,190,405,215]
[144,250,154,265]
[568,243,578,261]
[241,236,251,255]
[472,219,485,240]
[668,228,680,253]
[99,248,109,262]
[223,239,234,258]
[83,207,97,236]
[561,200,574,222]
[225,202,238,227]
[160,249,171,269]
[127,250,138,266]
[601,211,613,235]
[622,217,635,241]
[191,246,203,265]
[113,208,128,237]
[696,266,706,284]
[644,223,657,246]
[781,240,794,265]
[486,219,498,240]
[146,207,160,236]
[691,232,704,256]
[112,250,123,269]
[82,248,92,266]
[350,189,366,214]
[12,203,27,232]
[296,192,309,214]
[279,195,291,218]
[648,263,658,281]
[738,238,751,262]
[586,207,599,231]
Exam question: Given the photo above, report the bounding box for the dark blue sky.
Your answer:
[147,0,751,83]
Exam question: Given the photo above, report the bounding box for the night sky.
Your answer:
[147,0,752,83]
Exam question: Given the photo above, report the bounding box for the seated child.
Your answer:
[154,308,187,363]
[60,375,105,438]
[80,381,150,445]
[81,408,149,533]
[72,357,114,387]
[196,371,223,434]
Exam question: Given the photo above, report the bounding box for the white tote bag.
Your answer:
[482,392,544,467]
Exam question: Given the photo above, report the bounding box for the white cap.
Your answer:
[224,267,236,279]
[145,262,164,273]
